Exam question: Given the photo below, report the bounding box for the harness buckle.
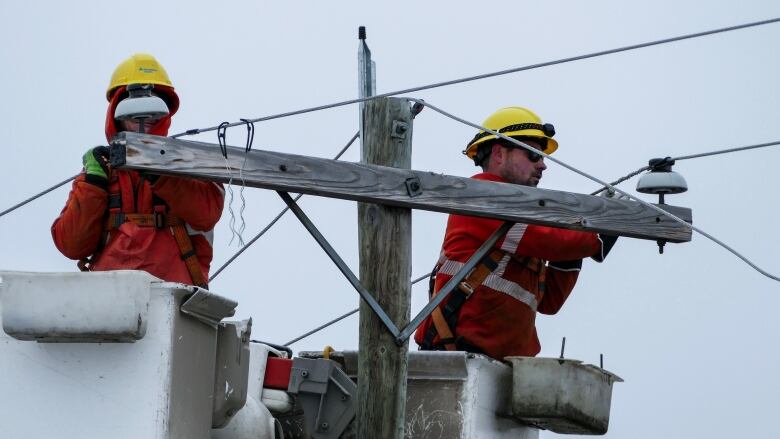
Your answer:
[458,281,475,295]
[153,212,165,229]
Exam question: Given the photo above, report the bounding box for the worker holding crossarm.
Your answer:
[415,106,618,359]
[52,53,224,288]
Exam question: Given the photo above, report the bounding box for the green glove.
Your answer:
[82,146,111,186]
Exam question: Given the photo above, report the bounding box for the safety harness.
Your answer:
[78,176,208,289]
[420,248,546,352]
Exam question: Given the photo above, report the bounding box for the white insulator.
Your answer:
[114,95,169,121]
[636,170,688,194]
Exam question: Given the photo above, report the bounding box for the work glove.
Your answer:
[82,146,111,188]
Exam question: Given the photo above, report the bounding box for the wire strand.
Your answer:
[0,175,77,219]
[590,139,780,195]
[285,272,430,346]
[673,140,780,162]
[409,98,780,282]
[209,131,360,282]
[283,137,780,344]
[171,17,780,139]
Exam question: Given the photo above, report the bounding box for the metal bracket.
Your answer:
[405,177,422,197]
[288,357,357,439]
[277,191,401,339]
[391,120,409,139]
[180,288,238,328]
[109,137,128,168]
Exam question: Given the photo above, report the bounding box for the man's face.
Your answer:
[118,119,143,133]
[494,138,548,187]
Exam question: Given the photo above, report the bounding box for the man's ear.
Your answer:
[490,143,505,165]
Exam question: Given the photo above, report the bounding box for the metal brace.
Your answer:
[405,177,422,197]
[276,191,401,340]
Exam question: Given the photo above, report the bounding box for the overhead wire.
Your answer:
[4,17,779,218]
[280,137,780,345]
[284,272,431,346]
[170,17,780,139]
[209,131,360,282]
[0,175,77,219]
[408,98,780,282]
[591,140,780,195]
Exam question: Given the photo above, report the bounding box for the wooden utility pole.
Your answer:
[357,97,412,438]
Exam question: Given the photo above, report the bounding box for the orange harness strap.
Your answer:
[427,251,546,351]
[170,223,209,288]
[430,249,505,351]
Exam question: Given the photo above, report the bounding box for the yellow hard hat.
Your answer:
[463,106,558,163]
[106,53,174,101]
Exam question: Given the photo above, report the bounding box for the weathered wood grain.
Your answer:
[110,132,693,242]
[357,98,411,439]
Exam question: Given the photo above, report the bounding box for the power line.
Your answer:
[171,17,780,139]
[7,18,779,218]
[0,175,77,219]
[285,272,430,346]
[410,98,780,283]
[673,140,780,162]
[209,131,360,282]
[591,139,780,195]
[283,137,780,344]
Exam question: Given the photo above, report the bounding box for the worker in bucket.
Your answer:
[52,53,224,288]
[415,106,618,359]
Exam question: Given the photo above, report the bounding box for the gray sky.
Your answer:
[1,1,779,437]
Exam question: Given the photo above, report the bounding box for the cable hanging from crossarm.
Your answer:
[409,98,780,283]
[209,131,360,282]
[171,17,780,139]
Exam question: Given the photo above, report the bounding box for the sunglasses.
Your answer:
[501,141,544,163]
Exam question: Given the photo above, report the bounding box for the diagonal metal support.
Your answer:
[277,191,401,338]
[395,221,513,344]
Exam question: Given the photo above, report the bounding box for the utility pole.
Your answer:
[357,97,412,438]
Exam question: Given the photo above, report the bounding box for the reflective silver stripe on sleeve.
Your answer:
[437,258,538,311]
[500,223,528,254]
[482,274,538,311]
[494,254,511,277]
[438,259,465,277]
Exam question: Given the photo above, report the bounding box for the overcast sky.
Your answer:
[1,1,779,438]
